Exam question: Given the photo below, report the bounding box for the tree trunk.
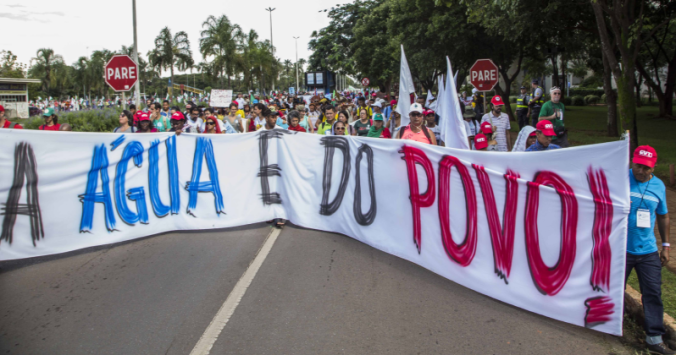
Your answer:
[635,72,643,108]
[170,65,175,100]
[601,53,618,137]
[615,69,639,151]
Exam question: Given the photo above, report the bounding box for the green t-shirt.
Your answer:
[539,101,565,136]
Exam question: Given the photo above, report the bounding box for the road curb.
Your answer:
[625,284,676,344]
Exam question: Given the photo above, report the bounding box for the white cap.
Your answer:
[472,88,478,94]
[409,103,424,114]
[370,102,382,108]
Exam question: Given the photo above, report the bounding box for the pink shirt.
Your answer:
[401,125,431,144]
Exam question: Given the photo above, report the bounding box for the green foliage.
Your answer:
[570,88,605,97]
[601,93,606,103]
[579,73,603,88]
[509,96,517,103]
[584,95,600,105]
[571,95,585,106]
[562,96,572,106]
[23,109,122,132]
[0,50,27,78]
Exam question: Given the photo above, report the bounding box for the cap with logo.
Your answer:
[491,95,505,106]
[43,108,55,117]
[480,121,493,134]
[423,109,435,116]
[138,112,150,121]
[409,103,424,114]
[633,145,657,168]
[475,133,488,150]
[535,120,556,136]
[373,113,384,121]
[171,112,185,120]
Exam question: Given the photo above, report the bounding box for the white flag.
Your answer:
[395,45,415,127]
[439,57,469,149]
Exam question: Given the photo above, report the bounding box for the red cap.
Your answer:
[475,133,488,150]
[633,145,657,168]
[390,100,397,106]
[423,109,435,116]
[138,112,150,121]
[171,112,185,120]
[528,131,537,137]
[480,121,493,134]
[491,95,505,106]
[536,120,556,136]
[0,105,4,112]
[371,92,377,97]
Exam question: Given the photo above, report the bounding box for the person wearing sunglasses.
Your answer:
[113,110,136,133]
[397,103,437,145]
[202,116,222,134]
[538,86,568,147]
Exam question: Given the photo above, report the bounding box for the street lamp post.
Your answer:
[132,0,141,108]
[293,36,299,93]
[265,7,276,92]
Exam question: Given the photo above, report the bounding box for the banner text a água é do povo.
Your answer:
[0,130,630,335]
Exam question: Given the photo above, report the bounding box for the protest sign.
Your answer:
[0,130,629,335]
[210,89,232,107]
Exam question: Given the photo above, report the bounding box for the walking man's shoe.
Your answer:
[648,342,676,355]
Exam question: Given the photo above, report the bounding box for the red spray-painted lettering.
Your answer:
[400,145,435,253]
[473,165,519,281]
[438,156,478,266]
[525,171,578,295]
[588,168,613,292]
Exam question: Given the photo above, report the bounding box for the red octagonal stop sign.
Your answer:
[104,55,139,92]
[469,59,499,91]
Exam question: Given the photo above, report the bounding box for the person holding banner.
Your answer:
[287,111,306,133]
[136,113,158,133]
[626,146,673,355]
[367,113,391,138]
[225,103,244,133]
[203,116,222,134]
[479,122,499,151]
[525,120,560,151]
[113,111,136,133]
[0,105,23,129]
[398,103,437,145]
[39,108,61,131]
[474,133,489,151]
[317,106,338,135]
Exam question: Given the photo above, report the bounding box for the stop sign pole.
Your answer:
[469,59,499,114]
[104,55,139,110]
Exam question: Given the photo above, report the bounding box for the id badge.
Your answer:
[637,209,651,228]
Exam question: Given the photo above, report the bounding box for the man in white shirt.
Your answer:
[235,94,246,109]
[185,106,204,133]
[480,95,512,151]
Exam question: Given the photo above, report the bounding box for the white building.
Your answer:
[0,78,41,118]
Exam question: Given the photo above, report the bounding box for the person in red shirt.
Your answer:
[39,108,61,131]
[0,105,23,129]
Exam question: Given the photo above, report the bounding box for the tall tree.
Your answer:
[31,48,63,93]
[149,27,193,97]
[200,15,242,88]
[591,0,674,148]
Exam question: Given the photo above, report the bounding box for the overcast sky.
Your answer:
[3,0,345,75]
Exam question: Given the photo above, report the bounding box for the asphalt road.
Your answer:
[0,224,631,355]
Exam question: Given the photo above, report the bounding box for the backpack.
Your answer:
[398,125,432,144]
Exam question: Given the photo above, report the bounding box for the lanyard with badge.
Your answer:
[636,178,652,228]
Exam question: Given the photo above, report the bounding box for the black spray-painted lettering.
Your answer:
[320,136,350,216]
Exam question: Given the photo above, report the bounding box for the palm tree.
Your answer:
[31,48,64,93]
[73,56,90,99]
[200,15,242,89]
[149,27,193,97]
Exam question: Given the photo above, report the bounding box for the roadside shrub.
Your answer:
[601,94,606,103]
[23,108,121,132]
[571,96,585,106]
[584,95,601,105]
[570,88,605,97]
[509,96,517,103]
[563,96,572,106]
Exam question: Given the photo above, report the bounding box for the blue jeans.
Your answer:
[625,251,665,338]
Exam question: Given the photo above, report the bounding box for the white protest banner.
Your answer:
[0,130,629,335]
[210,89,232,107]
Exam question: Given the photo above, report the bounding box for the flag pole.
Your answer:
[132,0,141,109]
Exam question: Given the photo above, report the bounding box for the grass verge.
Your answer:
[627,268,676,320]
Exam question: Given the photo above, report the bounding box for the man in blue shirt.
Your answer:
[525,120,560,151]
[626,145,673,354]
